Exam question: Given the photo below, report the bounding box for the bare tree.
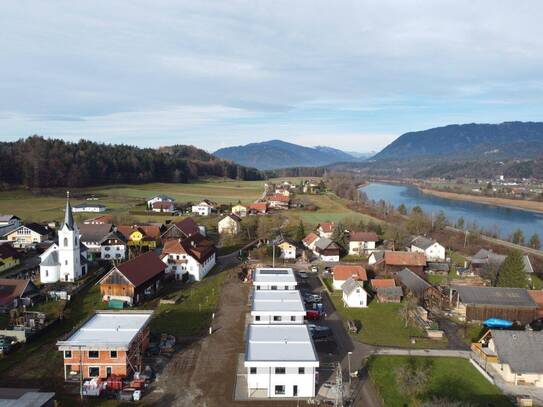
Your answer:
[399,293,418,328]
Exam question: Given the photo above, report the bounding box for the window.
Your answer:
[110,350,117,358]
[284,286,288,290]
[298,367,305,374]
[64,350,72,358]
[290,316,296,322]
[63,237,68,247]
[105,246,111,251]
[88,367,100,377]
[88,350,99,358]
[255,315,261,321]
[250,367,257,374]
[275,367,286,374]
[273,316,282,322]
[271,285,277,290]
[274,385,285,395]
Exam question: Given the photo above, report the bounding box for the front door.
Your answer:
[106,366,112,377]
[293,385,298,397]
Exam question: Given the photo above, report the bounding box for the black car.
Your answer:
[308,324,333,340]
[530,318,543,331]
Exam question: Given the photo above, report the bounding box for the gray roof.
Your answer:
[0,215,19,223]
[253,268,297,285]
[398,268,432,296]
[251,290,305,313]
[341,278,366,296]
[78,223,113,243]
[471,249,533,274]
[40,251,59,267]
[99,230,128,245]
[491,330,543,374]
[427,262,450,272]
[411,236,437,250]
[454,285,536,308]
[375,287,404,297]
[63,194,74,231]
[314,237,336,251]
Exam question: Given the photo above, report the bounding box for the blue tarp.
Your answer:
[483,318,513,328]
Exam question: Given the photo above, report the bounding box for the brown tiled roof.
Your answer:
[113,252,166,288]
[529,290,543,308]
[333,265,367,281]
[0,278,35,306]
[384,251,426,267]
[152,201,174,210]
[249,202,268,213]
[0,243,20,260]
[350,231,379,242]
[268,193,289,203]
[371,278,396,289]
[116,225,161,240]
[173,217,199,236]
[302,232,319,245]
[162,233,215,265]
[319,222,335,233]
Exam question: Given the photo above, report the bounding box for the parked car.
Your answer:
[308,324,333,340]
[303,294,322,304]
[119,388,137,401]
[311,266,318,273]
[306,310,323,321]
[529,318,543,331]
[298,272,309,280]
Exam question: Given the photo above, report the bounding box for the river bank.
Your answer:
[419,187,543,214]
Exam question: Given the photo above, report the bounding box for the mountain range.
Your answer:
[214,140,360,170]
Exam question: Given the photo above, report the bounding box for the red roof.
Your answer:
[384,251,426,267]
[332,265,367,281]
[0,278,35,306]
[173,217,199,237]
[249,202,268,213]
[112,252,166,287]
[303,232,319,245]
[152,201,174,210]
[116,225,161,240]
[0,243,20,260]
[268,193,289,203]
[162,233,215,264]
[319,222,335,233]
[371,279,396,289]
[350,231,379,242]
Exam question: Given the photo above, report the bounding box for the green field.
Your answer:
[368,356,512,407]
[330,293,447,348]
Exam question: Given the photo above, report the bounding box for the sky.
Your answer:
[1,1,543,153]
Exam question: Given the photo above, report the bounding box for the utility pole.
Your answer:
[348,351,353,385]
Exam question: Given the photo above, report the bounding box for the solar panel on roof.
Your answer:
[259,269,289,275]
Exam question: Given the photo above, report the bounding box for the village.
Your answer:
[0,178,541,406]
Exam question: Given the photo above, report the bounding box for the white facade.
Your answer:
[218,216,240,235]
[245,325,318,398]
[278,242,297,259]
[147,195,173,207]
[162,252,216,282]
[318,253,339,262]
[348,240,376,255]
[101,244,126,261]
[5,226,47,248]
[342,281,368,308]
[72,205,106,213]
[253,268,297,291]
[251,290,305,324]
[411,242,446,262]
[192,202,213,216]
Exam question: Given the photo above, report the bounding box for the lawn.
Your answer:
[150,270,227,337]
[368,356,512,407]
[330,293,447,348]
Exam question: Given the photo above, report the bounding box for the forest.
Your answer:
[0,136,262,188]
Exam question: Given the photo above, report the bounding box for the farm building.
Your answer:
[378,251,426,275]
[251,290,305,324]
[161,233,216,281]
[371,279,402,303]
[160,217,201,240]
[0,278,39,312]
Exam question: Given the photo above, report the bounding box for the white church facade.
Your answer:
[40,193,89,283]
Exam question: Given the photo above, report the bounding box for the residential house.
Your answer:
[371,279,402,303]
[218,214,242,235]
[341,278,368,308]
[151,201,175,213]
[379,251,427,275]
[302,232,319,251]
[251,290,306,324]
[83,214,114,225]
[0,214,21,237]
[0,278,39,311]
[72,203,107,213]
[314,238,340,262]
[0,243,21,272]
[316,222,335,239]
[267,194,290,210]
[160,217,201,240]
[147,195,174,210]
[192,200,215,216]
[248,202,268,215]
[161,233,216,281]
[469,248,534,276]
[410,236,446,262]
[348,231,379,256]
[5,223,51,249]
[78,223,114,260]
[472,330,543,388]
[99,231,128,261]
[450,285,537,324]
[253,268,297,290]
[232,203,248,217]
[57,310,153,380]
[332,264,367,290]
[277,238,298,260]
[245,324,318,398]
[40,196,88,283]
[368,250,386,266]
[116,225,161,250]
[99,251,166,306]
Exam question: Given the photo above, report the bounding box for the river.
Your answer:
[360,183,543,240]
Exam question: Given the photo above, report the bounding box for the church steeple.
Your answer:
[63,191,74,230]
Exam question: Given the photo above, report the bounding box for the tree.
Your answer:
[497,250,528,288]
[394,359,430,402]
[398,203,407,215]
[511,228,525,245]
[293,219,305,242]
[384,224,409,251]
[411,206,423,215]
[399,293,418,328]
[456,217,465,230]
[331,222,349,251]
[433,210,447,231]
[406,212,431,235]
[529,233,541,250]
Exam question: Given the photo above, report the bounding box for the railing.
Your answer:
[471,343,498,364]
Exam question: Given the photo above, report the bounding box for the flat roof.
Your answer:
[245,324,318,364]
[252,290,305,313]
[57,310,153,350]
[253,268,296,284]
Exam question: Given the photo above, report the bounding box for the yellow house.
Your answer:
[0,243,21,272]
[277,239,298,260]
[231,204,247,218]
[117,225,160,249]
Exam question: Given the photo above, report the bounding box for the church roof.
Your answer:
[63,192,75,231]
[41,251,60,267]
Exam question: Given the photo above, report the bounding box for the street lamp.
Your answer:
[347,351,353,385]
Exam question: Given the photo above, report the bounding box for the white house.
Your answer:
[147,194,174,210]
[277,238,298,260]
[232,204,248,217]
[253,268,297,291]
[218,214,241,235]
[302,233,319,251]
[251,290,306,324]
[316,222,335,239]
[368,251,386,266]
[245,324,318,398]
[410,236,446,262]
[40,194,88,283]
[0,214,21,237]
[332,265,367,290]
[5,223,50,248]
[78,223,113,260]
[99,230,127,261]
[341,278,368,308]
[161,234,216,281]
[72,203,107,213]
[313,238,340,262]
[192,200,215,216]
[151,201,175,213]
[348,231,379,256]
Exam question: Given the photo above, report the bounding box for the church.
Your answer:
[40,193,89,283]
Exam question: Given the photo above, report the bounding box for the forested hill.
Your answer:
[0,136,262,188]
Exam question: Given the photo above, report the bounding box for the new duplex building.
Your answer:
[253,268,297,290]
[251,290,306,324]
[245,324,318,398]
[57,310,153,381]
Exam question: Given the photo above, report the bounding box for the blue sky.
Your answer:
[1,1,543,152]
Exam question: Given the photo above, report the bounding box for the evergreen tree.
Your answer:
[497,250,528,288]
[294,219,305,242]
[331,222,348,250]
[529,233,541,250]
[456,217,465,230]
[398,203,407,215]
[511,228,525,245]
[434,210,447,230]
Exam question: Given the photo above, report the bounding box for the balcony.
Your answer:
[471,342,498,364]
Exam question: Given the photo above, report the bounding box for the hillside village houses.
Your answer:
[146,194,174,210]
[40,194,89,283]
[192,199,215,216]
[348,231,379,256]
[99,230,128,261]
[5,222,51,248]
[248,202,268,215]
[277,238,298,260]
[313,237,340,262]
[316,222,335,239]
[302,232,319,251]
[151,200,175,213]
[161,233,216,281]
[218,214,241,235]
[267,193,290,210]
[332,264,367,290]
[410,236,446,262]
[231,203,248,217]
